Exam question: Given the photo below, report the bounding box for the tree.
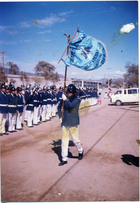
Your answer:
[20,71,29,86]
[0,64,8,83]
[32,75,42,86]
[7,62,20,75]
[123,62,138,87]
[113,79,123,88]
[106,78,113,86]
[10,78,16,84]
[34,61,60,82]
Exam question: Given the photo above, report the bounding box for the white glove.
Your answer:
[62,94,67,101]
[59,118,62,124]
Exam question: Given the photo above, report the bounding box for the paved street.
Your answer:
[1,98,139,201]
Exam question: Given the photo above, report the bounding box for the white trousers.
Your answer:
[52,104,57,116]
[8,113,16,131]
[33,107,39,124]
[24,105,27,121]
[0,113,8,133]
[42,105,47,121]
[16,112,23,129]
[61,125,83,161]
[38,105,42,122]
[46,104,51,120]
[27,110,34,127]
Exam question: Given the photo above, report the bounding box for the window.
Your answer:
[128,89,137,94]
[115,90,122,95]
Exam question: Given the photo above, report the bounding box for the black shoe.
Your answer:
[58,161,67,166]
[0,133,3,136]
[3,132,9,135]
[78,151,84,160]
[17,128,23,130]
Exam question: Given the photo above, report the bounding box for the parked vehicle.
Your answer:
[110,88,139,106]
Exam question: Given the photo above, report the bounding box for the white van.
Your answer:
[110,88,139,106]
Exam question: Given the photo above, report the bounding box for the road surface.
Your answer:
[1,98,139,201]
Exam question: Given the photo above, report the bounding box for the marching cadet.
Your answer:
[38,87,43,122]
[0,84,9,135]
[24,85,30,122]
[26,89,34,127]
[58,84,84,166]
[32,85,39,125]
[16,87,24,130]
[42,86,48,122]
[5,85,10,95]
[46,86,52,120]
[90,88,94,106]
[57,86,63,104]
[51,87,57,117]
[85,88,88,107]
[8,86,17,132]
[93,88,98,105]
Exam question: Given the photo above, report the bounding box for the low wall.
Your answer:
[6,74,70,89]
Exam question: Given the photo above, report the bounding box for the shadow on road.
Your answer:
[108,103,139,107]
[121,154,139,167]
[50,139,78,161]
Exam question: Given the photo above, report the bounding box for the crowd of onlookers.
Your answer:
[0,82,99,136]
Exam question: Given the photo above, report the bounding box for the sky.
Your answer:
[0,1,138,81]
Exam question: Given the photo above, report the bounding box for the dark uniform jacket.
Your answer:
[42,91,48,105]
[33,91,39,107]
[38,92,43,106]
[46,92,52,105]
[57,91,63,103]
[52,93,57,105]
[26,94,34,111]
[24,90,30,105]
[16,94,24,113]
[8,93,17,113]
[0,91,8,114]
[58,94,81,127]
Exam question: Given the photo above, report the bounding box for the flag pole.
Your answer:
[58,24,80,64]
[61,34,70,120]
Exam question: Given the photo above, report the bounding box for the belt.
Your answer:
[33,100,38,102]
[43,99,47,101]
[28,104,33,106]
[0,104,8,106]
[47,99,52,100]
[8,105,16,107]
[17,105,23,107]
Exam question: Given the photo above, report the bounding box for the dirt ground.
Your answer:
[1,94,139,202]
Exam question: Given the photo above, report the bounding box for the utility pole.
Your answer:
[0,51,7,68]
[106,68,111,88]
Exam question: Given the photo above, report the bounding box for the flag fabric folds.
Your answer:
[61,28,107,71]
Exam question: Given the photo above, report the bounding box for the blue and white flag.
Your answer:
[61,28,107,71]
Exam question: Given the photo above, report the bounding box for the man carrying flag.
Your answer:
[58,84,84,166]
[58,26,107,166]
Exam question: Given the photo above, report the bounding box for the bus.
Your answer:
[71,79,103,92]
